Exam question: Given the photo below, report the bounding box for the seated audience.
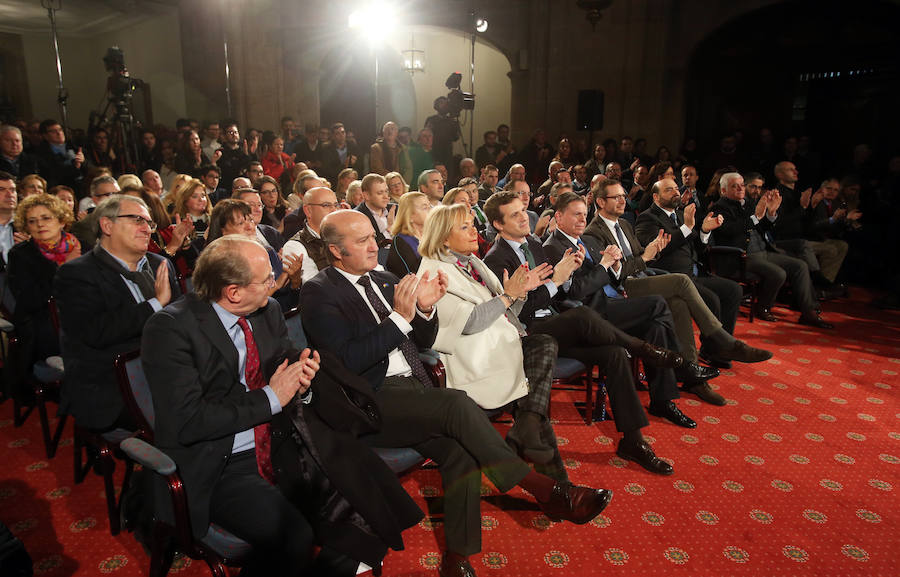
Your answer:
[300,209,613,577]
[18,174,46,199]
[34,119,84,190]
[417,168,445,207]
[49,185,76,219]
[356,173,395,245]
[384,171,408,204]
[0,124,40,179]
[142,235,422,576]
[173,130,211,177]
[70,175,121,250]
[261,136,295,184]
[282,186,340,284]
[255,175,288,233]
[172,179,211,237]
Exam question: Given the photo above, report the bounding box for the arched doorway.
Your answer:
[684,0,900,176]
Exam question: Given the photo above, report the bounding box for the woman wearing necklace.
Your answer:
[7,194,81,400]
[417,203,569,480]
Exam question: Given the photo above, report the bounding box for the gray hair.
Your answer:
[90,174,119,197]
[719,172,743,191]
[0,125,22,138]
[192,235,257,301]
[417,169,441,189]
[93,194,150,241]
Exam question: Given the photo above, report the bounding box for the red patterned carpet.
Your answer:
[1,293,898,576]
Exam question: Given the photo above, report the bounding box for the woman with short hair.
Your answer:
[417,203,567,478]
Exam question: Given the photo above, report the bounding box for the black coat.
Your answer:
[54,249,179,430]
[299,267,437,393]
[482,235,556,327]
[270,350,423,566]
[0,153,40,180]
[634,203,706,276]
[543,230,613,314]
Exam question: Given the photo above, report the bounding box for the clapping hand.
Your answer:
[701,211,724,232]
[415,270,448,312]
[599,244,622,269]
[642,229,670,260]
[503,262,552,300]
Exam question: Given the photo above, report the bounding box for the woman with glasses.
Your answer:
[254,175,288,233]
[385,191,431,277]
[384,171,408,204]
[7,194,81,399]
[207,199,302,309]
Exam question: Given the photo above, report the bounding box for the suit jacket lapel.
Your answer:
[325,266,379,327]
[189,296,240,378]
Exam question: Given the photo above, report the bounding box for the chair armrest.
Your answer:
[120,437,176,475]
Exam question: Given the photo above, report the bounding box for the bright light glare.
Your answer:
[349,1,397,36]
[475,18,488,33]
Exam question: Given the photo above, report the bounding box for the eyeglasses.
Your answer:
[307,202,340,209]
[116,213,158,231]
[93,192,114,199]
[225,130,239,135]
[602,194,627,201]
[248,271,276,288]
[27,215,57,226]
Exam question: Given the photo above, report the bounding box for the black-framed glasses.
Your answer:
[116,213,157,231]
[603,194,627,201]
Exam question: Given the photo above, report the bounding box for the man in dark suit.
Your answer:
[710,172,832,328]
[142,236,421,576]
[635,178,743,370]
[545,192,720,410]
[0,125,40,179]
[301,210,612,577]
[482,191,686,475]
[34,120,84,190]
[319,122,360,185]
[584,179,772,365]
[53,195,180,431]
[355,173,395,246]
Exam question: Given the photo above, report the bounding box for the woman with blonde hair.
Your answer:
[19,174,47,199]
[335,167,358,201]
[417,203,566,478]
[385,191,431,277]
[384,171,408,203]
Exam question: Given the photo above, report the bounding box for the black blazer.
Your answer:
[542,230,612,314]
[299,267,437,393]
[35,141,84,190]
[634,203,704,276]
[53,249,179,430]
[257,223,284,252]
[7,240,63,371]
[482,235,555,327]
[385,234,420,277]
[583,214,649,278]
[142,294,288,538]
[0,153,40,180]
[709,196,775,253]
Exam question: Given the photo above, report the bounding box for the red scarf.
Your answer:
[36,231,81,266]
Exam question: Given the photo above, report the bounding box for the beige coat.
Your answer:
[418,255,528,409]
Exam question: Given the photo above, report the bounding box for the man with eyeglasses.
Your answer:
[282,187,340,284]
[71,175,122,250]
[217,123,257,189]
[53,195,180,433]
[584,179,772,368]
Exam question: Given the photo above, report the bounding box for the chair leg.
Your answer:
[149,522,176,577]
[98,443,121,535]
[373,562,383,576]
[583,373,593,426]
[749,285,757,323]
[12,397,33,427]
[36,388,53,458]
[73,429,87,484]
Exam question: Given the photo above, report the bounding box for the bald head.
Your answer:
[320,210,378,274]
[302,186,339,231]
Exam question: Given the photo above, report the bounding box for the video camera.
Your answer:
[443,72,475,117]
[103,46,143,104]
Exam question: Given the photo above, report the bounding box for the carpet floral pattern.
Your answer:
[1,296,897,576]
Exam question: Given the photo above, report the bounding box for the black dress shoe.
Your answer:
[798,312,834,329]
[755,307,778,322]
[684,381,727,406]
[675,362,720,384]
[616,439,674,475]
[537,481,613,524]
[648,401,697,428]
[698,347,732,369]
[439,556,477,577]
[632,342,684,369]
[707,340,773,363]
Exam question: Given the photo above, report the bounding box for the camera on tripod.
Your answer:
[103,47,143,106]
[443,72,475,117]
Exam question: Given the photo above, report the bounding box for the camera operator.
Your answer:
[425,96,459,169]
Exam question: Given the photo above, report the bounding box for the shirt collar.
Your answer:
[333,265,365,285]
[101,245,148,273]
[558,229,581,247]
[599,214,619,229]
[211,301,242,330]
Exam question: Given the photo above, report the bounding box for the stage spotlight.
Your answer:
[475,18,488,33]
[349,1,397,35]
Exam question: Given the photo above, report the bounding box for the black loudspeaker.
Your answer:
[576,90,604,131]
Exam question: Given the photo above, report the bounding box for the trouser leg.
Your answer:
[746,252,786,309]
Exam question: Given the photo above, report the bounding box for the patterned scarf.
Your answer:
[37,231,80,266]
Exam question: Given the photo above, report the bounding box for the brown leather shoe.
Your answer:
[684,381,727,406]
[616,439,674,475]
[708,340,773,363]
[537,481,613,524]
[439,556,477,577]
[633,342,684,369]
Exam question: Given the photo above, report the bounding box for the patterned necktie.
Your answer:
[235,317,273,483]
[614,222,633,258]
[520,241,536,268]
[357,275,433,387]
[671,212,679,227]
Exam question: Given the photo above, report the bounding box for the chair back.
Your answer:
[115,350,155,441]
[0,270,15,318]
[283,307,308,349]
[377,244,391,266]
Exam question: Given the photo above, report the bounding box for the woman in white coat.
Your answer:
[418,203,567,480]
